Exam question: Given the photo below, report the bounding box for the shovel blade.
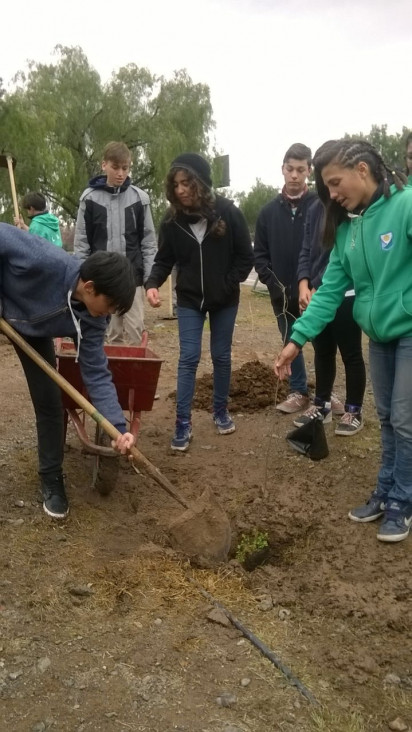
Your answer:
[168,486,231,567]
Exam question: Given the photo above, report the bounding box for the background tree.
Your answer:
[344,124,411,170]
[0,46,214,226]
[237,178,278,237]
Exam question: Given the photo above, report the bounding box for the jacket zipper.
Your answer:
[174,222,207,309]
[358,217,377,340]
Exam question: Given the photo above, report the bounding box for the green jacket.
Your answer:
[29,212,62,247]
[291,185,412,346]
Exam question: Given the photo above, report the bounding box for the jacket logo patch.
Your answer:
[380,232,393,251]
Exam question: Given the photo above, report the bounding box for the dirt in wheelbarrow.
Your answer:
[0,286,412,732]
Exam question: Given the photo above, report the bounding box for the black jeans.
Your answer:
[13,336,64,480]
[312,296,366,409]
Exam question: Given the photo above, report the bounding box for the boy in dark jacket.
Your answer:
[74,141,157,345]
[254,143,316,413]
[0,224,136,519]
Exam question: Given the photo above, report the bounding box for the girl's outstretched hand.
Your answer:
[146,288,161,308]
[274,343,300,380]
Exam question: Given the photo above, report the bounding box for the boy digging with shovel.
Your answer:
[0,223,136,519]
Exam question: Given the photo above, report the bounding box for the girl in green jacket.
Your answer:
[275,138,412,544]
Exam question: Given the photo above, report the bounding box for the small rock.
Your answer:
[216,692,237,708]
[258,598,273,612]
[200,445,213,450]
[105,712,117,719]
[384,673,402,686]
[68,585,94,597]
[206,608,231,628]
[37,657,51,673]
[278,608,291,621]
[14,500,25,508]
[240,677,251,687]
[388,718,408,731]
[154,618,162,626]
[7,518,24,526]
[8,670,23,680]
[31,724,46,732]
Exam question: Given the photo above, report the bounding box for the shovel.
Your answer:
[0,154,20,222]
[0,318,231,566]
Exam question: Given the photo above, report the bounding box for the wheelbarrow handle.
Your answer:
[0,318,189,509]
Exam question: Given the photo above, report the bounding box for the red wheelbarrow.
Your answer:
[55,333,162,494]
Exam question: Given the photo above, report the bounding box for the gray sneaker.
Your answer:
[377,501,412,543]
[348,490,386,522]
[335,411,363,436]
[293,403,332,428]
[276,392,310,414]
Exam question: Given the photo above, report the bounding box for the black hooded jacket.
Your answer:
[145,196,253,312]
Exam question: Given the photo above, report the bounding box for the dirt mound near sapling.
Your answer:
[192,360,288,412]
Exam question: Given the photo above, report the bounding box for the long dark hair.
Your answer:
[164,167,226,237]
[313,139,407,247]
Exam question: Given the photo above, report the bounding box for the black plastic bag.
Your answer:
[286,417,329,461]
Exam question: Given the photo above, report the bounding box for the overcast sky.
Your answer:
[1,0,411,192]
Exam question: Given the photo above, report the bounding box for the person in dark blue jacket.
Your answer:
[254,143,317,414]
[0,224,136,519]
[294,199,366,435]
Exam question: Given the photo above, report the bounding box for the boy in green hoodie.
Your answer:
[14,192,63,247]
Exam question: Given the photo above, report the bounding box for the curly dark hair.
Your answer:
[164,167,226,237]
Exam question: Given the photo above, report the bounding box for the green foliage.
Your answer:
[237,178,279,237]
[344,124,412,171]
[235,529,269,563]
[0,46,214,224]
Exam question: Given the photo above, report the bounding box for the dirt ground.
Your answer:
[0,284,412,732]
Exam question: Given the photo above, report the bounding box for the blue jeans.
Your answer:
[176,305,238,422]
[273,298,307,395]
[369,337,412,504]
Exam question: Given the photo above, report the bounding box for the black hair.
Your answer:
[79,252,136,316]
[313,139,407,247]
[21,192,47,211]
[283,143,312,165]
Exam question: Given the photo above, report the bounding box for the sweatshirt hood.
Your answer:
[31,212,61,232]
[88,174,131,193]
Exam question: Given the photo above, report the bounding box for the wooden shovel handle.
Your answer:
[6,156,20,222]
[0,318,189,509]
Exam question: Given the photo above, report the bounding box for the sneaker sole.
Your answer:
[216,425,236,435]
[335,423,364,436]
[43,503,69,519]
[348,509,384,523]
[377,528,411,542]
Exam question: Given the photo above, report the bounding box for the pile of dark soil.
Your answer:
[192,360,288,412]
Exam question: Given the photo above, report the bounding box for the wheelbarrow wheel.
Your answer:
[92,425,120,496]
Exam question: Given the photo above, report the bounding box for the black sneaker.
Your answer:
[348,489,386,523]
[41,474,69,519]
